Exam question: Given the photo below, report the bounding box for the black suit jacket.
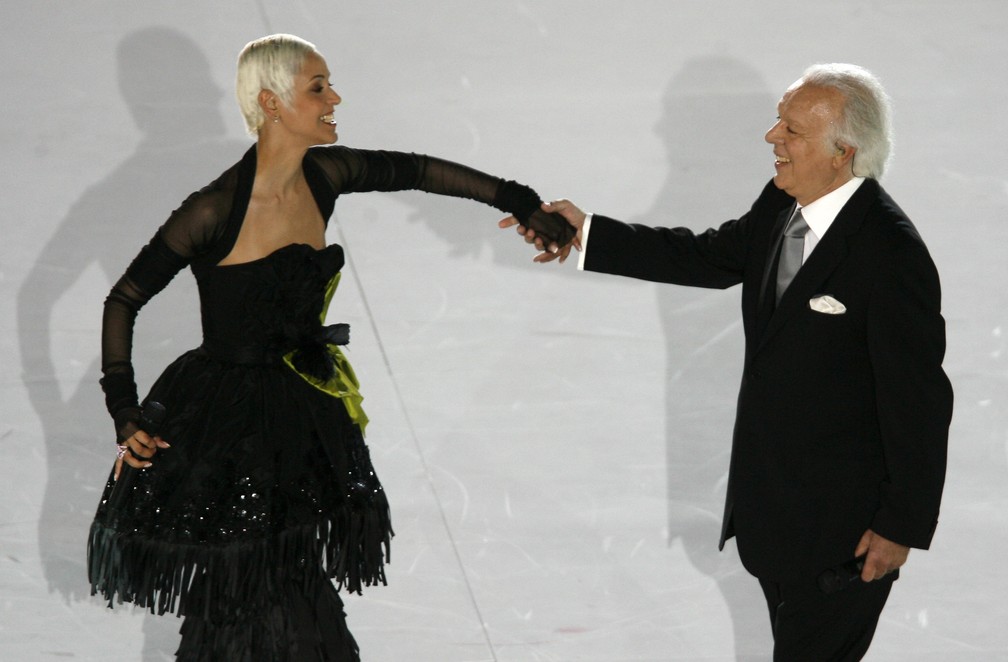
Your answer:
[584,178,953,582]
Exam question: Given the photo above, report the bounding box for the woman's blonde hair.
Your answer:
[235,34,318,135]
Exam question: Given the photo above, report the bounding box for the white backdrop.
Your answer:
[3,1,1005,660]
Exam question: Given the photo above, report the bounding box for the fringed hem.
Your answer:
[175,571,360,661]
[87,504,392,620]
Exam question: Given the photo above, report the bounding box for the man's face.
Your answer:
[764,82,853,205]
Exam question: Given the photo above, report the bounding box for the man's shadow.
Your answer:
[16,26,246,660]
[642,56,777,658]
[386,56,778,656]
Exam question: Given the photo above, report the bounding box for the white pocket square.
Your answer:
[809,295,846,315]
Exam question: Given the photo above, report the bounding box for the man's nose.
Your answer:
[765,122,782,144]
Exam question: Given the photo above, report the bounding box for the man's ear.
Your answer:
[833,142,855,168]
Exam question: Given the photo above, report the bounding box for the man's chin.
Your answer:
[771,174,793,195]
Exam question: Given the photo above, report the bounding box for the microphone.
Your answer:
[138,400,166,436]
[817,555,866,594]
[127,401,166,462]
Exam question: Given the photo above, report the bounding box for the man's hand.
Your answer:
[854,529,910,581]
[499,199,586,264]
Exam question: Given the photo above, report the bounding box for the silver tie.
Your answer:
[775,209,808,304]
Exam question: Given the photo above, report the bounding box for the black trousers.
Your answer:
[758,571,896,661]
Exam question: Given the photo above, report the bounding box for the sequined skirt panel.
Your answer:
[87,348,392,623]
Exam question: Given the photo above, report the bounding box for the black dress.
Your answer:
[87,144,572,661]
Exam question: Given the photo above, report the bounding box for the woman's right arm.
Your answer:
[100,232,189,445]
[100,188,226,446]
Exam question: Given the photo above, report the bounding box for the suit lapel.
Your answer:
[755,204,795,339]
[754,180,877,353]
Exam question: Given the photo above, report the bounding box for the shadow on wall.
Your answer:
[16,26,247,660]
[373,53,781,658]
[644,56,777,659]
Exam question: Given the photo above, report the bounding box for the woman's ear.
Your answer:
[258,89,279,120]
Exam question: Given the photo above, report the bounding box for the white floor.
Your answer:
[3,2,1007,660]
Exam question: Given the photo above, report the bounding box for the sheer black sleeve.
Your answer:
[309,147,576,245]
[100,187,231,442]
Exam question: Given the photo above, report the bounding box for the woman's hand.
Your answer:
[115,428,170,481]
[498,199,586,264]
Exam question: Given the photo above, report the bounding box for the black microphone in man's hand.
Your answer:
[817,555,866,594]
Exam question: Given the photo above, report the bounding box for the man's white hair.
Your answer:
[802,63,894,179]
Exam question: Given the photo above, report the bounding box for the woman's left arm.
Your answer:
[310,147,576,248]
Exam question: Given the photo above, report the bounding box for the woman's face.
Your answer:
[278,51,342,146]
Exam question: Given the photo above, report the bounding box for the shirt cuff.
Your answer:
[577,214,593,271]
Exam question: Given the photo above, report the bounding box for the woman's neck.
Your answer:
[253,134,309,196]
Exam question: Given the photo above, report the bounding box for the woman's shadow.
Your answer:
[17,26,246,660]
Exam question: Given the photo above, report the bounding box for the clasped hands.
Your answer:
[499,199,587,263]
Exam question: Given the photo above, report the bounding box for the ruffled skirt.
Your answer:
[88,348,392,660]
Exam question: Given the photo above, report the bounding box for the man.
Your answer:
[504,63,952,660]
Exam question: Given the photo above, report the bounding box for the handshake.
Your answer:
[499,199,588,264]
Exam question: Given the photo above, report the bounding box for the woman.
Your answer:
[87,33,572,661]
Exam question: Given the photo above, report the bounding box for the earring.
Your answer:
[273,115,280,123]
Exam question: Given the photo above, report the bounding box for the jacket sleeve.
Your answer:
[866,225,953,548]
[582,213,752,288]
[581,179,793,288]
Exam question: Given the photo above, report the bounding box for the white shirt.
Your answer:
[793,177,865,263]
[577,177,866,270]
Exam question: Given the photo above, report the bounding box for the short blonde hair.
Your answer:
[235,34,318,135]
